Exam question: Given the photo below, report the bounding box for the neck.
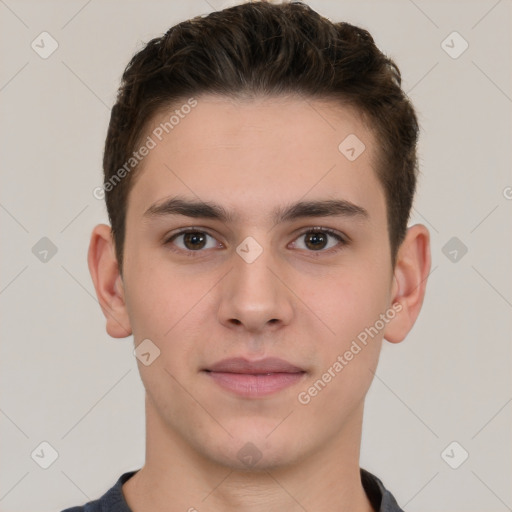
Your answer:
[123,396,375,512]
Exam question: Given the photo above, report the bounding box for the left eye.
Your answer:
[291,228,345,252]
[168,230,219,251]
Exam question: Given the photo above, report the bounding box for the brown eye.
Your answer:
[304,231,329,250]
[182,232,207,250]
[292,228,345,253]
[166,230,218,252]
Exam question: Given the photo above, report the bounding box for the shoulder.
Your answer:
[361,468,405,512]
[59,470,139,512]
[61,506,95,512]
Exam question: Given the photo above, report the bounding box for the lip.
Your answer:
[203,357,306,398]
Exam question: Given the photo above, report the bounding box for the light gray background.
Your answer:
[1,1,511,511]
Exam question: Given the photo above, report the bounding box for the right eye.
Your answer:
[164,229,221,254]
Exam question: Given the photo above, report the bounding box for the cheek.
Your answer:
[122,253,216,390]
[296,274,388,420]
[309,264,391,344]
[301,264,390,393]
[312,263,391,394]
[123,246,202,338]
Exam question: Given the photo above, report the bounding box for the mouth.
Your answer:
[202,357,307,398]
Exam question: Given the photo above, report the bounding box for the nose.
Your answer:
[217,243,294,334]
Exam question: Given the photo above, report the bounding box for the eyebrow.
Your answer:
[143,196,369,225]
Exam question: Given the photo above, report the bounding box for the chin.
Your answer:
[209,443,299,472]
[202,423,305,472]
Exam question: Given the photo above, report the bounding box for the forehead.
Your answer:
[126,94,385,226]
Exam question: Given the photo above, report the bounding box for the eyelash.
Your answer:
[163,227,348,256]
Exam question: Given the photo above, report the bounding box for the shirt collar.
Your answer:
[97,467,404,512]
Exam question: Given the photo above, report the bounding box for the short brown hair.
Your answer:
[103,0,419,275]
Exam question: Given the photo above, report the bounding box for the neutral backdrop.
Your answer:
[1,1,511,511]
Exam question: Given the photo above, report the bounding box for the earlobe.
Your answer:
[383,224,431,344]
[87,224,132,338]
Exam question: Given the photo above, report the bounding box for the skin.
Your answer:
[88,94,431,512]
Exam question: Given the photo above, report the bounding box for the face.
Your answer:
[119,95,398,470]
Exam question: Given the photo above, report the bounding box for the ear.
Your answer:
[383,224,431,344]
[87,223,132,338]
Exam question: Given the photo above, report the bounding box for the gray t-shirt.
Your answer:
[61,468,405,511]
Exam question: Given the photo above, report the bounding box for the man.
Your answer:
[63,1,430,510]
